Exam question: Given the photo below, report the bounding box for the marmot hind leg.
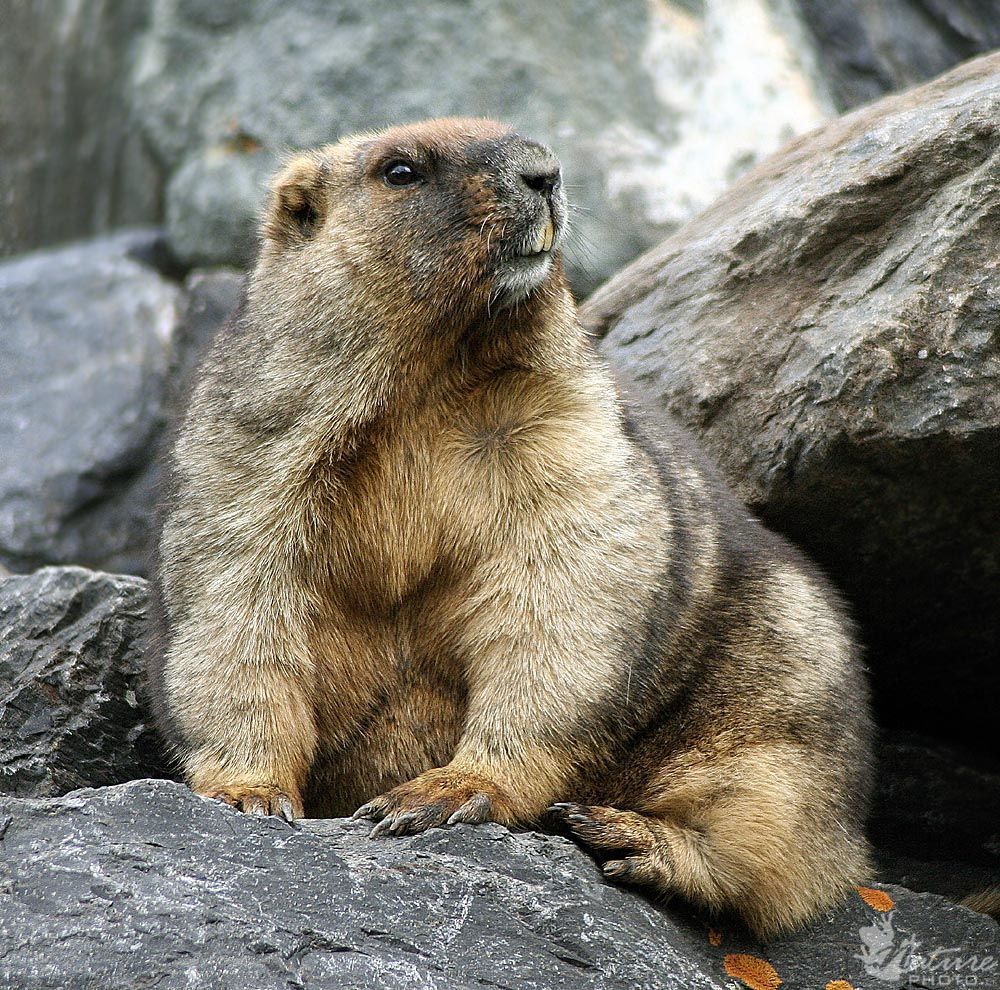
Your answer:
[548,802,679,886]
[549,741,871,939]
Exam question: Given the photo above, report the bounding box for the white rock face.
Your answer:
[599,0,832,228]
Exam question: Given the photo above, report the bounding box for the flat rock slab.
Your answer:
[0,780,995,990]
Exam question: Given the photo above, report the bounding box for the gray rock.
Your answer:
[1,563,993,909]
[131,0,831,293]
[0,779,995,990]
[0,567,171,798]
[6,1,996,280]
[796,0,1000,110]
[165,151,270,271]
[583,53,1000,756]
[0,231,181,575]
[166,268,245,412]
[873,732,1000,902]
[0,1,162,258]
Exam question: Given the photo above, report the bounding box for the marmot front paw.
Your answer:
[353,768,515,837]
[199,784,302,821]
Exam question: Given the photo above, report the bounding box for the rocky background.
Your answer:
[2,2,999,987]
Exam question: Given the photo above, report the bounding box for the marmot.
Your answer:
[149,117,874,938]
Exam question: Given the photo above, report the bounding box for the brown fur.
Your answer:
[962,887,1000,923]
[149,117,874,938]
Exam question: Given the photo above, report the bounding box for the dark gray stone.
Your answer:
[873,732,1000,903]
[0,779,996,990]
[131,0,831,293]
[796,0,1000,110]
[0,567,171,798]
[0,570,994,984]
[0,232,182,576]
[583,53,1000,756]
[0,1,162,258]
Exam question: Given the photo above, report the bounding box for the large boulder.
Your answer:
[0,779,995,990]
[0,566,993,909]
[0,567,170,798]
[5,2,997,280]
[130,0,831,291]
[0,232,182,576]
[0,231,243,577]
[583,53,1000,756]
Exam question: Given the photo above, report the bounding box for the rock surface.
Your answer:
[872,732,1000,903]
[131,0,831,291]
[165,268,245,413]
[0,567,993,982]
[5,3,997,281]
[0,232,181,576]
[0,567,170,798]
[0,1,161,258]
[798,0,1000,110]
[1,565,995,908]
[584,53,1000,756]
[0,779,995,990]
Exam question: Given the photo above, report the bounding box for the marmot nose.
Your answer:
[519,165,561,198]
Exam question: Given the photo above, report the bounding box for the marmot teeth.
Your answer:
[541,218,554,252]
[519,218,554,256]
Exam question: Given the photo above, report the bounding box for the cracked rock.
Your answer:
[0,779,996,990]
[0,567,171,798]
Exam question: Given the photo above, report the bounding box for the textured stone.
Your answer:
[873,732,1000,903]
[0,568,170,798]
[0,232,182,575]
[796,0,1000,110]
[131,0,830,292]
[0,572,994,985]
[0,779,995,990]
[0,0,161,258]
[584,53,1000,755]
[6,1,996,276]
[2,565,994,908]
[166,268,245,412]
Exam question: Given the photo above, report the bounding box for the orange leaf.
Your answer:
[856,886,894,912]
[708,928,723,947]
[723,953,782,990]
[825,981,854,990]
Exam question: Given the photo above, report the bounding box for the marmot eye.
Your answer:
[383,161,422,187]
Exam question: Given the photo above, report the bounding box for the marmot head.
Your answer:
[255,118,569,332]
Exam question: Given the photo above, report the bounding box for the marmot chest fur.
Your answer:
[149,117,874,938]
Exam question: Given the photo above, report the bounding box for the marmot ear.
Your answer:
[264,154,330,244]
